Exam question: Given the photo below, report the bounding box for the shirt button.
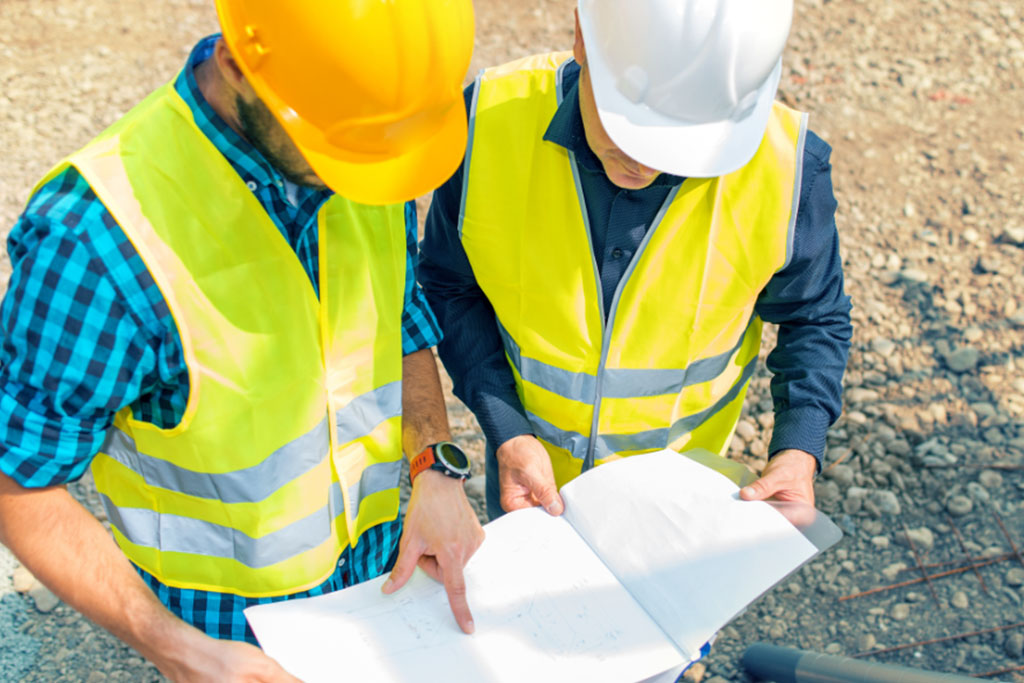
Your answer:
[245,180,258,192]
[338,556,347,568]
[611,247,624,259]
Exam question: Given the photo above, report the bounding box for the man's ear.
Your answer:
[573,8,586,66]
[213,38,252,97]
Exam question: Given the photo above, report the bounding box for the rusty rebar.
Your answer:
[838,555,1008,602]
[853,621,1024,658]
[903,522,940,605]
[993,511,1024,568]
[971,663,1024,678]
[897,552,1013,575]
[947,515,989,594]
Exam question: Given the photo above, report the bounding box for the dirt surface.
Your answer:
[2,0,1023,681]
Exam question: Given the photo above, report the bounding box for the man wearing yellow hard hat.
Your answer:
[421,0,852,523]
[0,1,478,679]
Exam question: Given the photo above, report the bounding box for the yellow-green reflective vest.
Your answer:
[461,53,808,489]
[33,80,406,597]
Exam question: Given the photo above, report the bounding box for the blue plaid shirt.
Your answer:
[0,35,440,643]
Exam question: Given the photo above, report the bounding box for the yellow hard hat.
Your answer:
[215,0,474,205]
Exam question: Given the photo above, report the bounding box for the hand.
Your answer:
[382,471,484,634]
[495,434,564,515]
[156,630,301,683]
[739,448,817,505]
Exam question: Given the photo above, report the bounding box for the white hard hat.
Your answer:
[578,0,794,178]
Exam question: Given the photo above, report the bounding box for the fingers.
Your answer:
[382,539,420,594]
[740,476,775,501]
[530,476,564,516]
[417,554,441,582]
[438,558,475,634]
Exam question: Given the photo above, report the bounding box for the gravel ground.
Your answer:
[2,0,1023,681]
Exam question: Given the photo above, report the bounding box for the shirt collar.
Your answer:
[542,59,683,188]
[173,35,332,206]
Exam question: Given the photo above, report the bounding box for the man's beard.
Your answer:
[235,95,325,189]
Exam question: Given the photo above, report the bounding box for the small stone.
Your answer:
[29,584,60,613]
[979,470,1004,490]
[890,603,911,620]
[847,387,879,403]
[681,662,706,682]
[870,338,896,355]
[824,643,843,655]
[734,419,757,442]
[882,562,907,580]
[825,464,855,487]
[899,268,929,284]
[857,633,877,652]
[871,535,890,549]
[1002,226,1024,245]
[814,479,841,504]
[945,347,980,373]
[966,481,990,503]
[951,591,969,609]
[964,326,984,343]
[769,622,786,639]
[946,495,973,517]
[901,527,935,552]
[1007,568,1024,587]
[85,674,108,683]
[869,489,901,516]
[1006,633,1024,659]
[464,476,486,505]
[887,440,911,457]
[12,564,38,593]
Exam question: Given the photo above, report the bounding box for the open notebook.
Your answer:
[245,449,840,682]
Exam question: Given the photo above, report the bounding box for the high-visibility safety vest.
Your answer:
[32,80,406,597]
[460,53,808,489]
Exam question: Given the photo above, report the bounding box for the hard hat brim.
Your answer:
[587,50,785,179]
[297,101,468,206]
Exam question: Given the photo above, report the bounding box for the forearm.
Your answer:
[0,472,203,676]
[401,349,452,457]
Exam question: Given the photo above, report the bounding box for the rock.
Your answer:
[1006,633,1024,659]
[814,479,841,504]
[887,440,911,457]
[945,347,980,373]
[979,470,1004,489]
[966,481,990,503]
[824,643,843,655]
[29,584,60,613]
[882,563,907,580]
[951,591,969,609]
[825,464,855,487]
[1002,226,1024,245]
[963,326,984,343]
[869,489,901,516]
[857,633,877,652]
[899,268,929,284]
[769,622,786,639]
[734,419,757,442]
[464,476,486,505]
[85,673,108,683]
[847,387,879,403]
[12,563,38,593]
[900,526,935,552]
[946,495,974,516]
[870,338,896,355]
[890,603,911,620]
[871,535,890,549]
[1007,568,1024,587]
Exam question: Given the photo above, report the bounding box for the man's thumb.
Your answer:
[529,476,564,516]
[740,477,773,501]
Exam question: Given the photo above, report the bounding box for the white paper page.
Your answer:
[561,450,819,660]
[245,507,684,683]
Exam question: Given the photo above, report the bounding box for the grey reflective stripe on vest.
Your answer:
[101,458,402,570]
[781,113,810,271]
[457,71,485,239]
[529,354,758,462]
[499,317,757,402]
[101,418,330,505]
[336,380,402,444]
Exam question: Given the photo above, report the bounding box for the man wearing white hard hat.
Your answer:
[421,0,852,524]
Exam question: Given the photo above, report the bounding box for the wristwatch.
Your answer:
[410,441,472,484]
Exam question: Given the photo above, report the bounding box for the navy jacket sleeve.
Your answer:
[419,86,535,451]
[755,131,852,467]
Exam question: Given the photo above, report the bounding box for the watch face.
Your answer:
[436,442,470,474]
